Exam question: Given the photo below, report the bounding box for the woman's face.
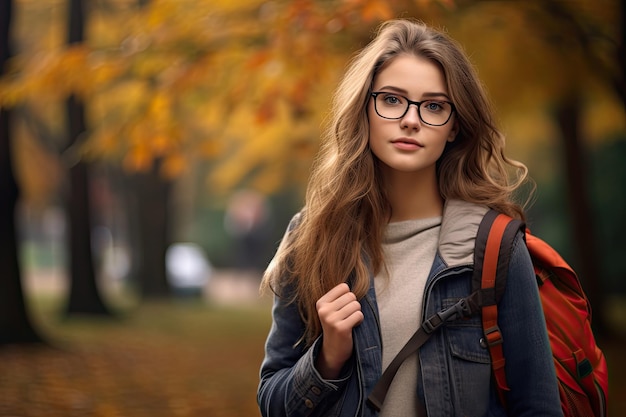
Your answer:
[368,54,457,179]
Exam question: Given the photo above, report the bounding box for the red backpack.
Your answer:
[367,210,609,416]
[474,210,609,417]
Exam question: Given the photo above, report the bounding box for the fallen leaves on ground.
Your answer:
[0,299,271,417]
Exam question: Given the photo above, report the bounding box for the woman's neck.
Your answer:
[383,168,443,222]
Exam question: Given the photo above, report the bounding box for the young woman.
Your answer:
[257,19,562,417]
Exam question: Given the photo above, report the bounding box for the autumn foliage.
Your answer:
[2,0,623,197]
[1,0,412,194]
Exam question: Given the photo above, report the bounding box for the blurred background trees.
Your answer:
[0,0,42,343]
[0,0,624,344]
[63,0,113,316]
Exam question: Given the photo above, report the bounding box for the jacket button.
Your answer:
[311,386,321,395]
[305,399,314,408]
[479,337,488,348]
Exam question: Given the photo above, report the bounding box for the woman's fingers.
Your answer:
[317,284,362,327]
[314,283,364,379]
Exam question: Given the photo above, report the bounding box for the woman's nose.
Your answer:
[400,104,422,130]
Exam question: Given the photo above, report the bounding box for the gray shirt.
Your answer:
[374,216,441,417]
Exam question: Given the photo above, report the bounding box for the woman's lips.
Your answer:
[391,137,423,150]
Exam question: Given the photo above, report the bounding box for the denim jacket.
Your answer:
[258,200,563,417]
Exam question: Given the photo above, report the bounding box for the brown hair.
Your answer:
[261,19,530,346]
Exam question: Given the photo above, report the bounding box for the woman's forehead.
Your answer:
[373,54,448,96]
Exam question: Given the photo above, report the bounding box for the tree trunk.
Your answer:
[555,93,607,337]
[0,0,44,345]
[124,0,171,299]
[132,159,172,298]
[64,0,111,316]
[64,96,110,315]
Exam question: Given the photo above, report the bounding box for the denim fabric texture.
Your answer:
[257,201,563,417]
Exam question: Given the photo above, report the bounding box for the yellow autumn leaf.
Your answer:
[123,145,153,173]
[149,133,173,156]
[161,153,188,179]
[251,163,286,195]
[197,139,224,158]
[147,92,171,120]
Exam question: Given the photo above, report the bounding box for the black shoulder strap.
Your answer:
[471,210,525,304]
[366,297,473,411]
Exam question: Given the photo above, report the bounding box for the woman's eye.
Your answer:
[424,101,444,111]
[383,95,402,105]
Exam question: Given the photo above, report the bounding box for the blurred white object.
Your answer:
[166,243,212,293]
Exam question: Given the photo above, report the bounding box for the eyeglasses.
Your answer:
[371,92,455,126]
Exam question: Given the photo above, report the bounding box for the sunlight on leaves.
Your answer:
[3,0,624,199]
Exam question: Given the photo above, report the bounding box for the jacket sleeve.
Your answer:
[257,292,354,417]
[257,214,354,417]
[497,232,564,416]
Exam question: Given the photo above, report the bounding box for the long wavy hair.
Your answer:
[261,19,530,347]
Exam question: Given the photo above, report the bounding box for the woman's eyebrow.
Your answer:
[375,86,450,100]
[376,85,409,94]
[422,92,451,100]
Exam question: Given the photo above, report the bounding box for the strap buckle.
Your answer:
[483,325,503,346]
[422,298,472,334]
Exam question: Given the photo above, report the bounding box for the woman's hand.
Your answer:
[315,283,364,379]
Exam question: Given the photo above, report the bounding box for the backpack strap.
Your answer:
[473,210,525,406]
[366,297,474,411]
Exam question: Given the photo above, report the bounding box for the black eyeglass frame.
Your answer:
[370,92,456,126]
